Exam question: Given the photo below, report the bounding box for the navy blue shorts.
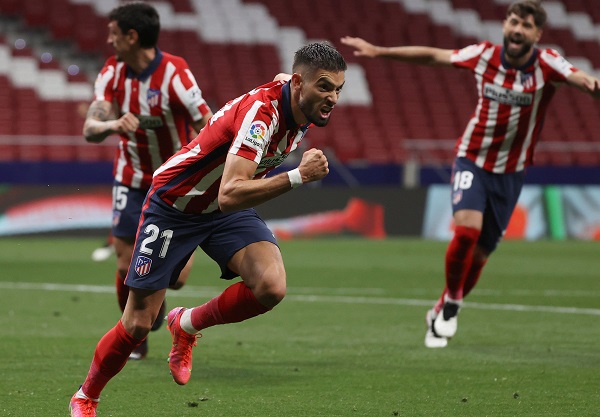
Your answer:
[125,193,278,290]
[111,181,148,239]
[450,157,525,252]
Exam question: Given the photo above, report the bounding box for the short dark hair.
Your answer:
[507,1,547,28]
[108,2,160,48]
[292,42,347,78]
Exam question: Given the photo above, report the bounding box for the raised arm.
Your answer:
[83,100,140,143]
[340,36,453,66]
[218,149,329,213]
[567,70,600,100]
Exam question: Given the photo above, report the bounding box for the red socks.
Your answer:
[82,321,144,400]
[115,271,128,313]
[445,225,480,300]
[462,257,487,298]
[190,282,270,331]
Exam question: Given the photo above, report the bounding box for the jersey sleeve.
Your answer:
[229,100,276,164]
[539,48,577,83]
[93,57,117,103]
[451,41,491,71]
[170,60,211,123]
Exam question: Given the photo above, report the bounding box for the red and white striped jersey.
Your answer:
[451,41,576,173]
[94,49,212,189]
[150,80,309,214]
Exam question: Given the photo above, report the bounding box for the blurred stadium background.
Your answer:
[0,0,599,238]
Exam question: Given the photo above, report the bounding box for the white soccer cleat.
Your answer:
[424,309,448,348]
[433,300,461,338]
[91,244,114,262]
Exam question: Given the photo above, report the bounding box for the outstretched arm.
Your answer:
[340,36,454,66]
[567,70,600,100]
[218,149,329,213]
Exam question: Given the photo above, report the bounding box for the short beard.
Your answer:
[298,100,330,127]
[503,36,533,59]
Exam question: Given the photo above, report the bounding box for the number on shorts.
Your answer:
[453,170,474,191]
[139,224,173,258]
[113,185,129,210]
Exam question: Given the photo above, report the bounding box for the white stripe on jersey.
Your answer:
[541,49,575,76]
[161,62,180,153]
[451,42,486,63]
[113,62,125,91]
[173,165,224,212]
[230,100,267,164]
[177,68,206,121]
[154,143,200,177]
[127,134,144,188]
[94,67,114,102]
[115,141,127,184]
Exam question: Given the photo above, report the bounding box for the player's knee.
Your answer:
[122,318,152,340]
[254,275,287,308]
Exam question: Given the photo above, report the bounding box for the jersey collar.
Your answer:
[281,81,310,132]
[126,48,163,81]
[500,46,538,71]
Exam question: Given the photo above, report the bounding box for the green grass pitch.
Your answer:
[0,237,599,416]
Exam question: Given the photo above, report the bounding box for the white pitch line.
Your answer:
[1,282,599,316]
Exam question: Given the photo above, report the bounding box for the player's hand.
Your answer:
[587,78,600,99]
[297,148,329,183]
[273,73,292,82]
[340,36,379,58]
[112,112,140,134]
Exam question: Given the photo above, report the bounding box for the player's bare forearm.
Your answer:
[218,149,328,213]
[84,106,140,143]
[218,172,297,213]
[83,118,118,143]
[83,101,116,143]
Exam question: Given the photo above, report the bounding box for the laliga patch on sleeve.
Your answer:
[243,121,269,151]
[186,87,203,102]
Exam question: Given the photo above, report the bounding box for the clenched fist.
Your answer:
[297,148,329,183]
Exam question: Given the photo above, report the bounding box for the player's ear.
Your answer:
[127,29,139,46]
[291,73,303,91]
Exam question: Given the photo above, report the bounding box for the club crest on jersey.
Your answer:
[147,89,161,108]
[244,121,268,149]
[134,256,152,277]
[520,72,534,89]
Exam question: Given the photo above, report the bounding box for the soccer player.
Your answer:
[69,42,347,416]
[341,0,600,348]
[81,3,213,360]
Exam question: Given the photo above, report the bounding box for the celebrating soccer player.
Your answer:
[69,42,347,416]
[341,0,600,348]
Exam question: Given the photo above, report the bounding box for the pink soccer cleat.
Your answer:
[69,389,98,417]
[167,307,199,385]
